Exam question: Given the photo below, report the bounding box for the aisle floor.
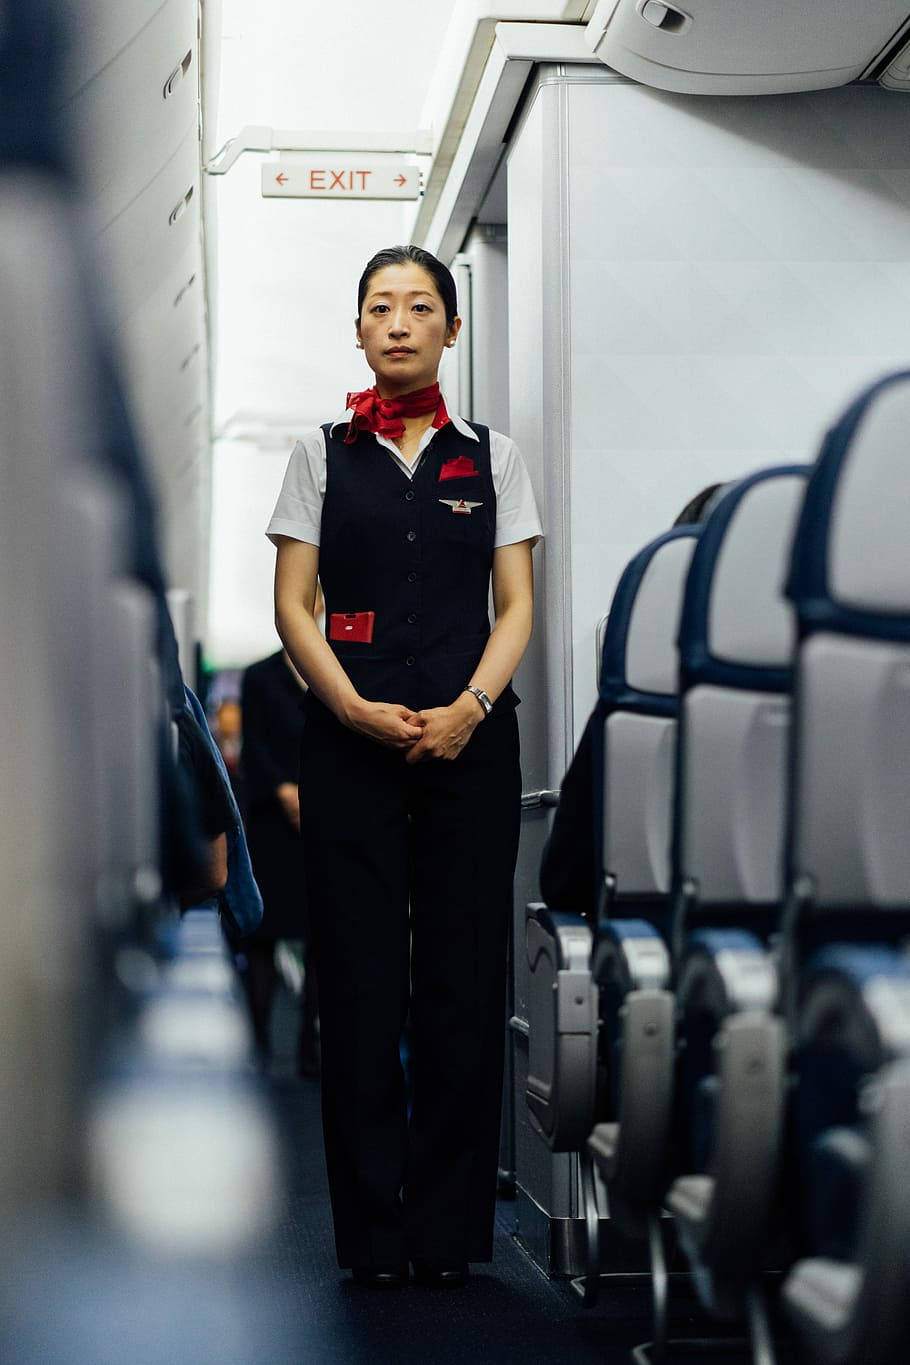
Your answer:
[264,1072,649,1364]
[261,1046,793,1365]
[3,986,796,1365]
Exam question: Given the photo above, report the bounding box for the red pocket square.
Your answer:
[439,455,479,481]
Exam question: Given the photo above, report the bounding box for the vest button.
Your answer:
[407,571,418,582]
[406,655,416,667]
[405,490,415,501]
[406,530,417,542]
[407,613,417,624]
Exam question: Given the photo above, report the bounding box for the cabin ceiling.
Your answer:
[208,0,454,438]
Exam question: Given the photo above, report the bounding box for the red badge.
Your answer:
[329,611,375,642]
[439,455,479,481]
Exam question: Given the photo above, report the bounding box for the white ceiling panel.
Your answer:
[213,157,418,431]
[214,1,454,146]
[211,2,455,432]
[205,2,459,661]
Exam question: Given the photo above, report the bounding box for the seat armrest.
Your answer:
[525,903,597,1151]
[594,917,671,994]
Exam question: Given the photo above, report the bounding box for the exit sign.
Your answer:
[262,161,421,200]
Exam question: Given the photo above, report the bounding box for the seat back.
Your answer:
[598,529,700,900]
[786,371,910,908]
[676,467,809,905]
[0,169,117,1205]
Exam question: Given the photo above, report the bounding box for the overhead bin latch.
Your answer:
[164,50,193,100]
[168,184,194,227]
[638,2,690,35]
[587,0,691,50]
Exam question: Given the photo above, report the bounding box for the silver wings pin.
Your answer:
[438,498,483,515]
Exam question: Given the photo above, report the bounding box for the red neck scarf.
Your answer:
[344,383,449,445]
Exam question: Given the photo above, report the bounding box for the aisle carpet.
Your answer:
[260,1068,792,1365]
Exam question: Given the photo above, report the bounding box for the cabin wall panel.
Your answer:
[508,76,910,751]
[508,90,560,795]
[464,226,510,434]
[506,87,581,1239]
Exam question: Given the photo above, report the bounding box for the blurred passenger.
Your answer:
[269,244,541,1287]
[214,697,243,785]
[239,647,319,1075]
[539,483,723,920]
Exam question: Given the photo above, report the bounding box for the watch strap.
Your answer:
[464,684,493,718]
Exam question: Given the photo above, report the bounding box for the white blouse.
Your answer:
[267,405,543,550]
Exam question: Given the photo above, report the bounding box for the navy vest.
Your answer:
[318,419,518,715]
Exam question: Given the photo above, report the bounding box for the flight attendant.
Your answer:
[267,244,541,1287]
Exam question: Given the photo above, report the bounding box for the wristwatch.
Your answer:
[464,684,493,718]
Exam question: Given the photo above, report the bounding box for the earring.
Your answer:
[355,341,363,349]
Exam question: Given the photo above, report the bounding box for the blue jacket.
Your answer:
[184,685,263,935]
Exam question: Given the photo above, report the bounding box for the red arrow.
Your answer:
[275,172,288,186]
[395,174,407,187]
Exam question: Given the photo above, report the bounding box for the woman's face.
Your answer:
[356,263,460,395]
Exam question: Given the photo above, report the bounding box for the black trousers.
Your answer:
[299,701,521,1269]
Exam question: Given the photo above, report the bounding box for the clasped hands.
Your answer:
[344,693,483,762]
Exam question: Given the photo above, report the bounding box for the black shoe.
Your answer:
[411,1262,469,1287]
[350,1266,408,1288]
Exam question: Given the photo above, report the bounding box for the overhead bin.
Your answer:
[64,0,171,98]
[115,244,205,383]
[65,0,198,231]
[129,321,206,438]
[97,124,201,323]
[131,345,208,478]
[585,0,910,94]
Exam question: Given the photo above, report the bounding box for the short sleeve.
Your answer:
[490,431,544,548]
[266,430,327,546]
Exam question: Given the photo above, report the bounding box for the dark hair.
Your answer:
[672,482,724,527]
[357,245,458,326]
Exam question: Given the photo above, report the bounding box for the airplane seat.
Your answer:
[525,529,698,1165]
[662,467,809,1324]
[777,370,910,1365]
[575,530,699,1253]
[0,150,141,1207]
[784,368,910,933]
[793,947,902,1258]
[783,945,910,1365]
